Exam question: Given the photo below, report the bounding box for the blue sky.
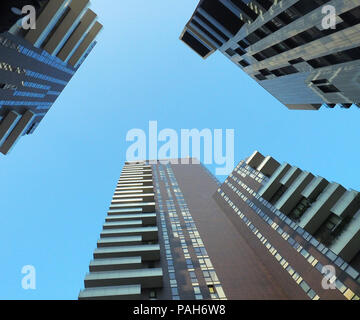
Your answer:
[1,0,360,299]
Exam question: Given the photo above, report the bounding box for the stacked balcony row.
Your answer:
[79,162,163,300]
[21,0,103,68]
[247,151,360,262]
[0,110,34,155]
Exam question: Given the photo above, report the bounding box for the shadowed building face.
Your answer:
[0,1,48,33]
[0,0,102,155]
[215,150,360,300]
[180,0,360,111]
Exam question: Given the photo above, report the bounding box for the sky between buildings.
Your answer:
[1,0,360,299]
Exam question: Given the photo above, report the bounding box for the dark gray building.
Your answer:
[79,155,360,300]
[180,0,360,110]
[0,0,102,155]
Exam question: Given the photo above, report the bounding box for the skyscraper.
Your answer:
[79,154,360,300]
[180,0,360,110]
[215,150,360,300]
[0,0,102,155]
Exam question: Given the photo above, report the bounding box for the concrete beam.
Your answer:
[43,0,89,55]
[256,156,280,177]
[56,8,96,61]
[0,110,34,155]
[67,21,102,67]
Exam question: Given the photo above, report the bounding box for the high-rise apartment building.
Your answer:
[215,151,360,300]
[180,0,360,110]
[79,154,360,300]
[0,0,102,155]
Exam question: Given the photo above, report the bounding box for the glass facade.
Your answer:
[182,0,360,110]
[153,163,227,300]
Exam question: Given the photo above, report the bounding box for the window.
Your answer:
[208,285,216,294]
[345,266,359,279]
[195,13,229,41]
[292,0,328,16]
[230,0,259,20]
[191,20,223,47]
[318,85,340,93]
[340,6,360,25]
[288,57,305,65]
[300,281,310,293]
[235,47,245,56]
[271,65,298,77]
[181,31,211,58]
[311,79,328,85]
[0,83,17,90]
[225,48,236,56]
[200,0,244,35]
[308,46,360,68]
[255,74,267,81]
[237,40,249,49]
[340,104,352,109]
[255,0,273,11]
[238,60,250,67]
[193,286,201,294]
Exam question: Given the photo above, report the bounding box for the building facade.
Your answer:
[0,0,102,155]
[79,160,228,300]
[79,154,360,300]
[215,150,360,300]
[180,0,360,110]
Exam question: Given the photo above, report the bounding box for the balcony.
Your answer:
[84,268,163,288]
[105,213,157,225]
[121,170,152,175]
[78,284,141,300]
[93,244,160,261]
[109,202,156,213]
[258,163,291,201]
[115,186,154,193]
[103,220,143,229]
[279,166,302,188]
[330,190,360,218]
[245,151,265,168]
[299,183,346,233]
[0,110,35,155]
[111,195,155,203]
[116,183,147,188]
[275,171,314,215]
[113,193,155,198]
[97,236,142,247]
[301,176,329,201]
[330,210,360,261]
[100,226,158,241]
[120,174,153,179]
[108,208,143,215]
[256,156,280,177]
[89,257,142,272]
[117,181,153,187]
[0,111,21,147]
